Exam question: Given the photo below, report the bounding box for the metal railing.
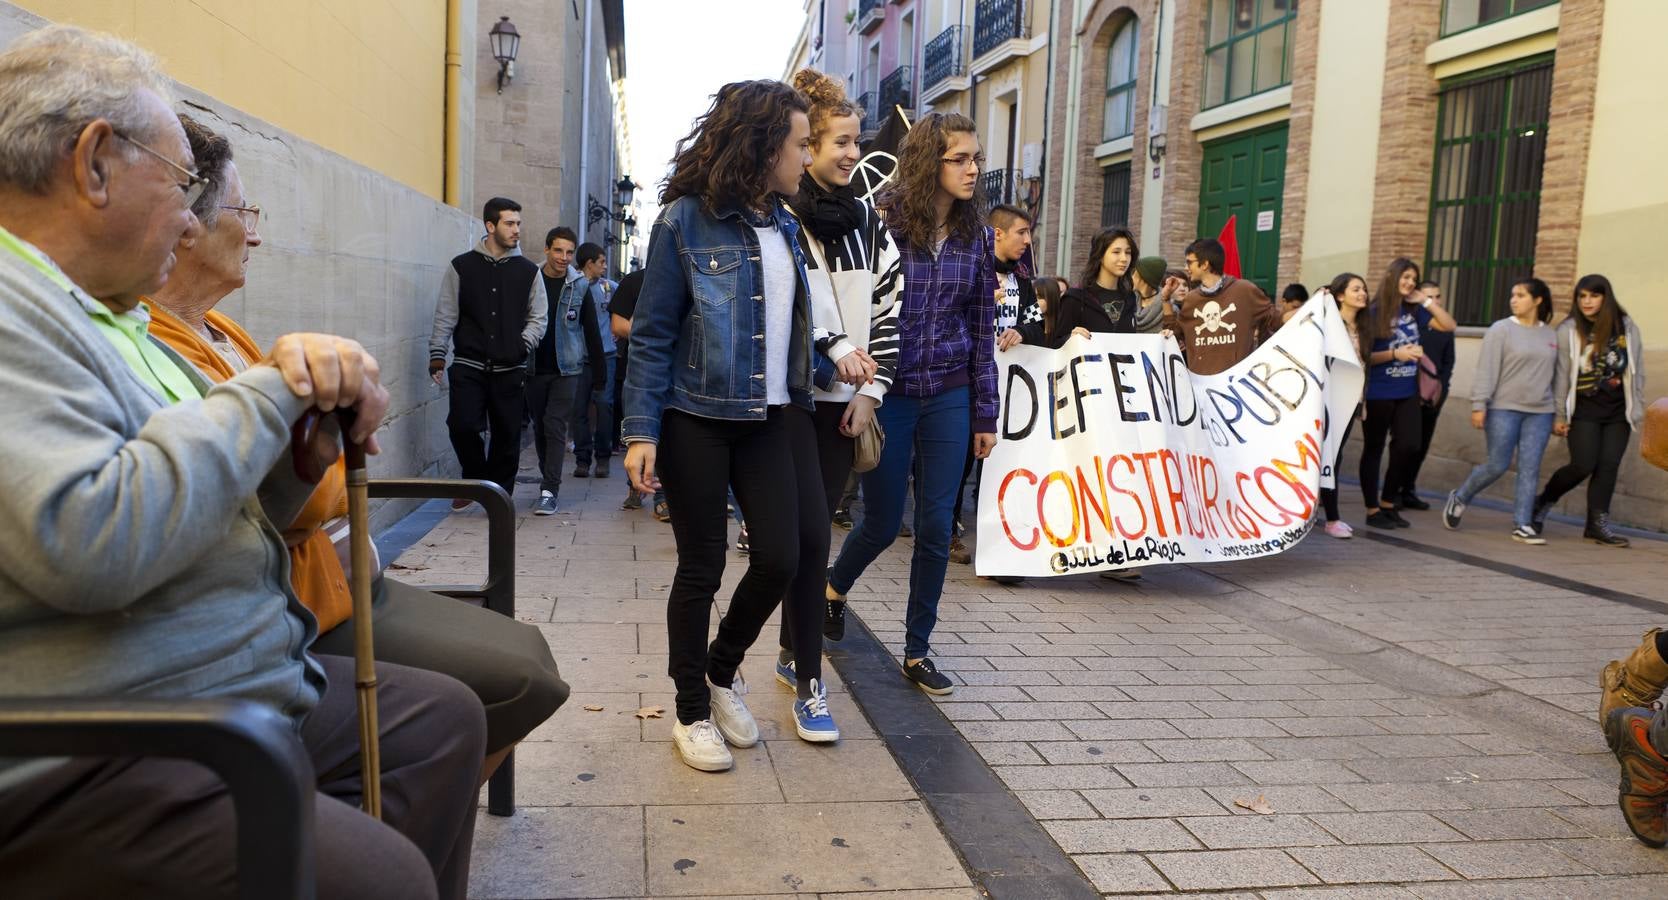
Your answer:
[878,65,915,122]
[857,90,880,139]
[981,168,1013,207]
[973,0,1027,60]
[924,26,965,91]
[857,0,886,33]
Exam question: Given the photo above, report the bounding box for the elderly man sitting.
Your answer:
[0,26,483,900]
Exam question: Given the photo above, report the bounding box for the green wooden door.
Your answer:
[1197,123,1288,297]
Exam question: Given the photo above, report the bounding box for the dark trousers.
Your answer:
[1540,417,1632,515]
[611,353,628,449]
[526,371,580,495]
[1405,388,1448,495]
[830,386,971,659]
[311,577,568,753]
[1320,416,1358,522]
[950,444,979,526]
[779,402,855,656]
[0,655,485,900]
[447,364,526,495]
[1359,395,1421,510]
[572,355,616,466]
[660,406,829,723]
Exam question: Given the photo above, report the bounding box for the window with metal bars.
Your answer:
[1423,56,1552,326]
[1101,163,1131,229]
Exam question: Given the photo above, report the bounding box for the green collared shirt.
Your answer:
[0,224,199,404]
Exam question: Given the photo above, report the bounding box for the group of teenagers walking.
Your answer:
[1309,260,1646,547]
[618,70,1298,773]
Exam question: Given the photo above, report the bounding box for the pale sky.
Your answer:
[621,0,806,228]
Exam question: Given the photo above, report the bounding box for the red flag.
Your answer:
[1217,215,1242,278]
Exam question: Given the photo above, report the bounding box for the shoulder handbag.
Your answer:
[1642,397,1668,472]
[1416,355,1443,407]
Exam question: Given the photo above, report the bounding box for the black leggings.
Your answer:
[779,402,855,655]
[1359,395,1421,509]
[1405,389,1447,493]
[659,406,829,724]
[1320,416,1358,522]
[1539,417,1631,515]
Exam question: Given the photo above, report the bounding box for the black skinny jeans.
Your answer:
[1539,417,1631,515]
[1320,416,1358,522]
[1359,395,1421,510]
[1405,388,1447,495]
[779,401,855,658]
[660,406,829,725]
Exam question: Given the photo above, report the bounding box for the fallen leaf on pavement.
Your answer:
[636,706,665,719]
[581,705,604,712]
[1234,794,1275,815]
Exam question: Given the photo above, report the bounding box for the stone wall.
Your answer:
[1,5,480,531]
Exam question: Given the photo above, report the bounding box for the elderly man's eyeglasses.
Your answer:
[220,203,262,233]
[112,129,208,209]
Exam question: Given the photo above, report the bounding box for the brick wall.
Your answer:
[1276,0,1322,284]
[1366,0,1442,279]
[1532,0,1605,313]
[1157,0,1206,264]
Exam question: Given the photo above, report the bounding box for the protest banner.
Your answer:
[975,294,1364,578]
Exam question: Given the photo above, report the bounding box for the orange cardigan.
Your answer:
[145,303,354,632]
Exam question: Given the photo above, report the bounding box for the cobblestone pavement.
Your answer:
[392,454,1668,898]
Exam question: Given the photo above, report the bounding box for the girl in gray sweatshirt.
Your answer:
[1442,278,1558,542]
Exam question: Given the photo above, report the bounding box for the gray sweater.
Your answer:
[1470,317,1558,414]
[0,244,324,787]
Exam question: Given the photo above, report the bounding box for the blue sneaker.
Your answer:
[793,679,839,743]
[775,658,795,688]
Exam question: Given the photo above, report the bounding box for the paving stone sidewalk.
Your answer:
[389,454,978,900]
[391,449,1668,898]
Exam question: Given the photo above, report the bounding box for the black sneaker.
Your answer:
[823,598,846,642]
[1389,508,1411,528]
[1400,491,1431,511]
[1530,497,1552,535]
[832,508,853,530]
[1366,508,1400,530]
[903,658,954,695]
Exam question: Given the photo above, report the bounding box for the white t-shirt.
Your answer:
[996,271,1021,333]
[753,222,796,406]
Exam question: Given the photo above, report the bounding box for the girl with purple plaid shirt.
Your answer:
[824,112,1000,696]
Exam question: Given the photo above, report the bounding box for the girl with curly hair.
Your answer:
[622,80,853,771]
[824,111,1000,696]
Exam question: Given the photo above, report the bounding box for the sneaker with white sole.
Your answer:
[1324,520,1353,539]
[672,719,733,772]
[1442,491,1465,530]
[775,658,795,688]
[533,491,558,516]
[708,673,759,747]
[1510,525,1547,545]
[794,679,840,743]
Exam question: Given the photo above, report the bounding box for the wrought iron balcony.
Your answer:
[923,26,965,91]
[981,168,1013,207]
[857,90,880,139]
[856,0,885,34]
[878,65,915,122]
[973,0,1027,61]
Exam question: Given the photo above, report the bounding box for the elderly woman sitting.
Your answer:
[144,114,567,776]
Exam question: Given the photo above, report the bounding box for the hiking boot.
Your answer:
[1586,511,1631,548]
[1608,707,1668,848]
[903,657,954,695]
[572,462,591,478]
[1602,629,1668,747]
[948,536,972,565]
[593,458,611,478]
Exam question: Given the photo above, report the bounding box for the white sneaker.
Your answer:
[709,673,759,747]
[672,719,733,772]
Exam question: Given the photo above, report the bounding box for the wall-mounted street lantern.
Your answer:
[489,16,520,94]
[1148,133,1167,164]
[588,175,641,231]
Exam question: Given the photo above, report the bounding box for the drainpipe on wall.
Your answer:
[578,0,595,236]
[443,0,463,207]
[1055,9,1083,275]
[1038,0,1057,263]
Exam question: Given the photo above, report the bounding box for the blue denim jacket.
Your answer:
[544,271,591,376]
[622,196,815,444]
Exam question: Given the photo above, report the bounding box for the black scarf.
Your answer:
[994,256,1018,275]
[788,173,866,242]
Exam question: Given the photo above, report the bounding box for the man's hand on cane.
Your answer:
[261,333,390,455]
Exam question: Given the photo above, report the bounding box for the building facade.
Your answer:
[3,0,631,523]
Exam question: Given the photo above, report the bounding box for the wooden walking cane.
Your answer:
[293,409,382,819]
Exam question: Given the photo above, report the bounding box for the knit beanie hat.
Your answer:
[1134,256,1168,290]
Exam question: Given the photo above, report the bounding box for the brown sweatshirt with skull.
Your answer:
[1168,275,1283,376]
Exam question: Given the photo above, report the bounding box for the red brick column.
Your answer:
[1533,0,1605,313]
[1158,0,1207,264]
[1276,0,1322,284]
[1366,0,1442,280]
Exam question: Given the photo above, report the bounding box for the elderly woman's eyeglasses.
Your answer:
[220,204,262,233]
[112,129,208,208]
